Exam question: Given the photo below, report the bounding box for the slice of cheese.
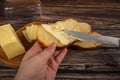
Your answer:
[22,30,31,42]
[0,24,26,59]
[41,24,75,45]
[26,26,32,42]
[30,25,38,40]
[23,25,38,42]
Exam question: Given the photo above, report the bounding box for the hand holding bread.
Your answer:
[14,42,67,80]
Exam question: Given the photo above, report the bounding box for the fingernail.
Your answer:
[47,43,56,53]
[52,43,56,47]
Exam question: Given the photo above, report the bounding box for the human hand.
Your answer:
[14,41,67,80]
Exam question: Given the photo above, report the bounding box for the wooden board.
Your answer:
[0,0,120,79]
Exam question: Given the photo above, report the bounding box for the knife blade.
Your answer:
[64,30,120,47]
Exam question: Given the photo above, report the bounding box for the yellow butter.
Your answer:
[0,26,16,45]
[42,24,73,45]
[0,24,26,59]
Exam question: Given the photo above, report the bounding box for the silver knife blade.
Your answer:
[64,30,120,47]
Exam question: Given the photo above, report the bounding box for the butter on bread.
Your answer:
[37,24,75,47]
[23,21,76,48]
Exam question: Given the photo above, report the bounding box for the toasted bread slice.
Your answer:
[53,18,101,49]
[37,24,75,48]
[54,19,92,33]
[55,18,82,32]
[79,22,92,33]
[72,32,102,49]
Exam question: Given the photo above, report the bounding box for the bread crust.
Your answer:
[72,32,103,49]
[72,41,102,50]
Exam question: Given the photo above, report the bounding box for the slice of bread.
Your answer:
[71,21,102,49]
[37,24,75,48]
[55,18,82,32]
[0,19,103,68]
[72,32,102,49]
[72,40,102,49]
[79,22,92,33]
[53,18,102,49]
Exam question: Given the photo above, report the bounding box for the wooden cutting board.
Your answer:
[0,22,42,68]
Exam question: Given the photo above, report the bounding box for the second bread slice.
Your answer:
[37,24,75,48]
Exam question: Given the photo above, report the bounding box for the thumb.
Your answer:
[38,43,56,62]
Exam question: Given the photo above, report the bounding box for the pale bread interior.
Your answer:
[79,22,92,33]
[55,18,82,32]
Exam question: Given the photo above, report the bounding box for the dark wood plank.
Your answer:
[0,0,120,79]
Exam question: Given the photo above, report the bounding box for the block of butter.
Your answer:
[0,24,26,59]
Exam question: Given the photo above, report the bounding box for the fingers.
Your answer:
[53,49,63,58]
[55,48,67,65]
[23,41,43,60]
[48,57,59,71]
[37,43,56,62]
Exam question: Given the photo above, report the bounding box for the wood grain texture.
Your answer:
[0,0,120,80]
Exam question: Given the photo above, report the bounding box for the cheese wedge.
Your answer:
[0,24,26,59]
[22,30,31,43]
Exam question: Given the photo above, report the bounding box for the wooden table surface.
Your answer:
[0,0,120,80]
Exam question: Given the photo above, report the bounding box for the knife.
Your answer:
[64,30,120,47]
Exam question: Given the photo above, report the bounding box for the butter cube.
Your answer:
[0,24,26,59]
